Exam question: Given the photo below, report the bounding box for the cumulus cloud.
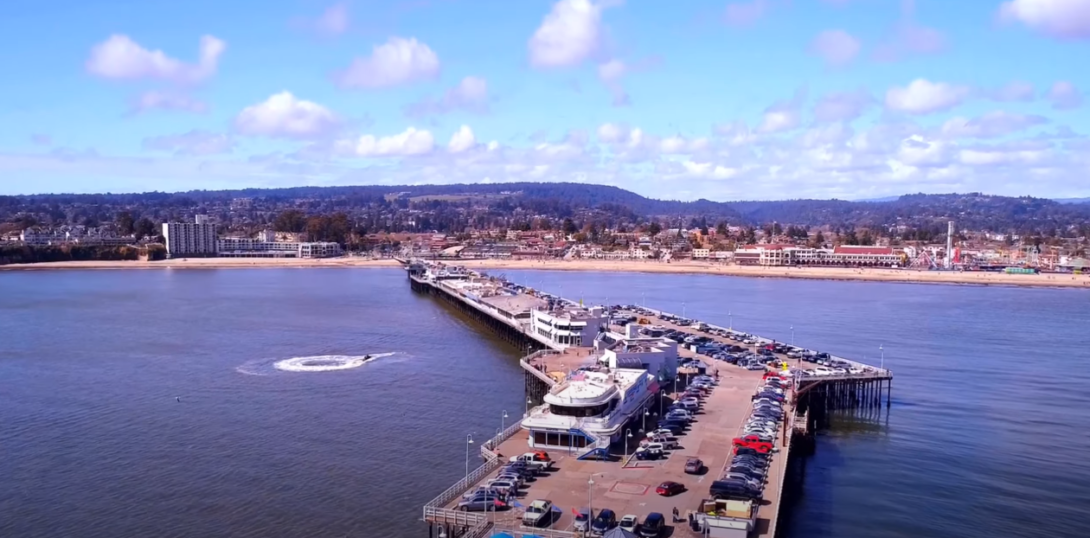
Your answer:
[813,89,874,122]
[597,59,629,106]
[448,125,477,153]
[999,0,1090,40]
[1047,81,1084,110]
[336,37,440,88]
[337,127,435,157]
[312,2,350,36]
[405,76,490,117]
[809,30,861,67]
[86,34,225,84]
[872,1,946,61]
[724,0,768,26]
[528,0,606,68]
[129,91,208,114]
[682,160,738,179]
[142,130,235,156]
[885,79,971,115]
[989,81,1035,102]
[234,92,340,139]
[940,111,1049,139]
[758,90,805,133]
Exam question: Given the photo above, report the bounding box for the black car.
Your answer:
[591,508,617,535]
[638,512,665,537]
[709,480,762,501]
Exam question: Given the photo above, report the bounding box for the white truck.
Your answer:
[522,499,553,527]
[509,453,554,473]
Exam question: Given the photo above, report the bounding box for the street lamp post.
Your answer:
[588,477,595,520]
[682,302,686,318]
[465,434,474,481]
[790,326,794,346]
[659,389,665,417]
[525,397,531,415]
[502,410,508,433]
[880,344,884,369]
[625,429,633,457]
[643,409,650,430]
[729,311,733,331]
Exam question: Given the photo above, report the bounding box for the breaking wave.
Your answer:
[236,353,397,376]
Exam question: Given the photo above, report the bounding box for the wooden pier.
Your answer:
[408,260,893,538]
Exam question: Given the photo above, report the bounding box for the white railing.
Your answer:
[423,419,526,524]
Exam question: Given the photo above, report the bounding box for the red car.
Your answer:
[732,435,773,454]
[655,481,686,496]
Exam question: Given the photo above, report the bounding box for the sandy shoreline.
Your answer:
[2,257,1088,289]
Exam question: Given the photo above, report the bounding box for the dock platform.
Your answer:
[409,260,892,538]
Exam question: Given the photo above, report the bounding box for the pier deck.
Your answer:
[411,260,891,537]
[433,365,789,537]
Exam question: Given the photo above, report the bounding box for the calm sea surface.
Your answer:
[2,268,1089,538]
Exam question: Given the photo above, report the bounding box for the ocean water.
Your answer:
[2,267,1089,537]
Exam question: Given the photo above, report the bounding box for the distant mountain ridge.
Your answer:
[3,183,1090,232]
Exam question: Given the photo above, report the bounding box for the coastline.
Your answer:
[2,257,1088,289]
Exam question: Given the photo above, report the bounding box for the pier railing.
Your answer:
[520,350,561,387]
[423,420,525,524]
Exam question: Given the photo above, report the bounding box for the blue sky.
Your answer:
[1,0,1088,200]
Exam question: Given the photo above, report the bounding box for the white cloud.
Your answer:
[885,79,971,115]
[234,92,340,139]
[813,89,873,122]
[758,110,799,133]
[999,0,1090,40]
[339,127,435,157]
[597,59,625,81]
[314,2,350,36]
[682,160,739,179]
[940,111,1048,139]
[405,76,490,117]
[448,125,476,153]
[336,37,440,88]
[809,30,861,67]
[529,0,604,68]
[142,130,234,156]
[896,135,951,167]
[1047,81,1084,110]
[130,91,208,114]
[989,81,1035,102]
[86,34,225,84]
[724,0,768,26]
[597,122,627,143]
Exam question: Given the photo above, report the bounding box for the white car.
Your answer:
[849,367,865,374]
[619,515,639,533]
[645,442,670,452]
[812,367,835,376]
[522,499,553,527]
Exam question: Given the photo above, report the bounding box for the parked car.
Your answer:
[733,435,774,454]
[655,481,686,496]
[573,509,591,532]
[457,493,507,511]
[635,447,663,460]
[521,499,553,527]
[638,512,665,538]
[619,514,639,533]
[591,508,617,535]
[684,457,704,474]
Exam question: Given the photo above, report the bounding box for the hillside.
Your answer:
[3,183,1090,234]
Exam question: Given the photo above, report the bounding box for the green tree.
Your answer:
[648,222,661,237]
[133,217,157,241]
[116,211,135,235]
[274,209,308,233]
[716,222,728,236]
[562,218,578,235]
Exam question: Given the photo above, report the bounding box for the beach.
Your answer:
[2,257,1087,288]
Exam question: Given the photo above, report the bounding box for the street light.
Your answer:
[659,389,665,417]
[790,326,794,346]
[588,477,595,520]
[525,397,531,415]
[502,410,509,433]
[643,409,650,429]
[465,434,474,481]
[880,344,885,369]
[625,429,633,457]
[729,311,733,331]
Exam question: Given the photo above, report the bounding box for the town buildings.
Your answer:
[162,216,218,258]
